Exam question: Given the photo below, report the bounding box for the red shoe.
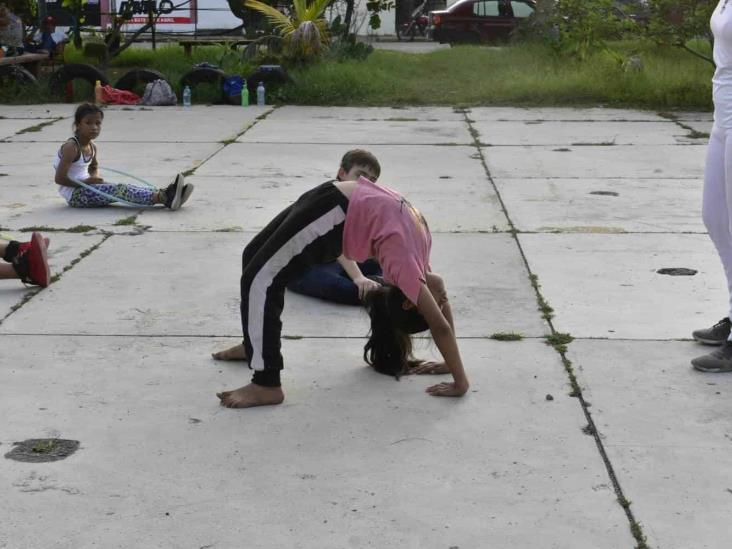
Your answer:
[13,232,51,287]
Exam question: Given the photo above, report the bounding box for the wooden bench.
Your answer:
[0,52,50,76]
[178,37,254,57]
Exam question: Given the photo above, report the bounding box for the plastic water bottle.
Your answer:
[94,80,103,105]
[241,79,249,107]
[183,85,191,107]
[256,81,265,106]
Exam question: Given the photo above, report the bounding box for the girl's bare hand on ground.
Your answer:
[426,381,469,397]
[407,360,450,375]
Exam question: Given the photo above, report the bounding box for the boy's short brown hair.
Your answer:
[340,149,381,179]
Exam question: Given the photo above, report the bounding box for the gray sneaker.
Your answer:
[692,317,731,345]
[692,342,732,372]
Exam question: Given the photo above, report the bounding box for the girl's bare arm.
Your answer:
[416,283,469,396]
[337,255,379,299]
[54,142,81,187]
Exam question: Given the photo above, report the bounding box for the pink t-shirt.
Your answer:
[342,177,432,304]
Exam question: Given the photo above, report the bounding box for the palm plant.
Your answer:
[243,0,332,62]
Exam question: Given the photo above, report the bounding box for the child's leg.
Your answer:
[68,184,159,208]
[0,264,18,279]
[217,182,350,408]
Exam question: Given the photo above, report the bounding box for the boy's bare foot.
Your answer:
[217,383,284,408]
[212,343,248,361]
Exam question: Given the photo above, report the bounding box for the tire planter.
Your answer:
[0,65,37,86]
[245,65,289,105]
[49,63,108,96]
[180,66,228,103]
[114,68,168,93]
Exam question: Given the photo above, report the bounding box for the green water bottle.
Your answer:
[241,79,249,106]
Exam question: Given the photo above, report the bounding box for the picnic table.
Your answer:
[178,37,255,57]
[0,52,50,76]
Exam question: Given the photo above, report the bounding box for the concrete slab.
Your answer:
[569,339,732,549]
[9,105,272,143]
[495,178,704,233]
[193,142,485,181]
[0,104,74,119]
[266,106,465,122]
[467,107,665,122]
[0,232,105,322]
[0,141,59,177]
[238,119,473,145]
[0,118,59,140]
[473,120,684,146]
[0,232,548,338]
[673,111,714,123]
[0,337,633,548]
[518,233,728,339]
[140,174,508,233]
[484,144,706,179]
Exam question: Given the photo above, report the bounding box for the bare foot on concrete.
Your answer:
[212,343,248,361]
[217,383,284,408]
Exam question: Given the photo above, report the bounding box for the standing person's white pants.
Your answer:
[703,84,732,320]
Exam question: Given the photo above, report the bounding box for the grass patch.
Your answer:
[31,439,58,454]
[113,215,138,226]
[280,40,713,110]
[490,332,524,341]
[545,332,574,353]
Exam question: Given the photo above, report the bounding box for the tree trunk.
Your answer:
[343,0,355,38]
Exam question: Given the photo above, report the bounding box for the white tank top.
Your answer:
[712,0,732,86]
[53,136,96,201]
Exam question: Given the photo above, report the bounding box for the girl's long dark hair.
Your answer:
[363,282,429,379]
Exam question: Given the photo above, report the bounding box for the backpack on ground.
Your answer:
[140,79,177,106]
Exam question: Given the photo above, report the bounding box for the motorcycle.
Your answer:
[396,3,430,41]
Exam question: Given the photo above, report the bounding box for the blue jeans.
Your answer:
[287,259,382,305]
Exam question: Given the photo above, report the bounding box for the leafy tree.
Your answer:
[244,0,331,63]
[5,0,36,27]
[646,0,715,67]
[551,0,632,59]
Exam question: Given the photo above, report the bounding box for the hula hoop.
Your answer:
[70,167,161,209]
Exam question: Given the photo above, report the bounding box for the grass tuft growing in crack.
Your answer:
[114,215,138,226]
[545,332,574,353]
[490,332,524,341]
[50,235,111,284]
[16,118,61,135]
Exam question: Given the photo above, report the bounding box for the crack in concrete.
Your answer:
[463,112,650,549]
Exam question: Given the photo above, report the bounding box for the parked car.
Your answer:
[429,0,535,44]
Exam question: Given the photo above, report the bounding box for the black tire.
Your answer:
[114,68,168,93]
[245,65,289,105]
[49,63,108,95]
[0,65,37,86]
[180,66,227,103]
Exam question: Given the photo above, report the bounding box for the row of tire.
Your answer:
[5,63,281,104]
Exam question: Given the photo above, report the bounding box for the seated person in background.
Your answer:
[287,149,384,305]
[24,16,66,57]
[0,4,24,56]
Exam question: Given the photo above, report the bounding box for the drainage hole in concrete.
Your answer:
[657,268,698,276]
[4,439,80,463]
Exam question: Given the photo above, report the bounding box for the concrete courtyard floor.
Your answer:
[0,104,723,548]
